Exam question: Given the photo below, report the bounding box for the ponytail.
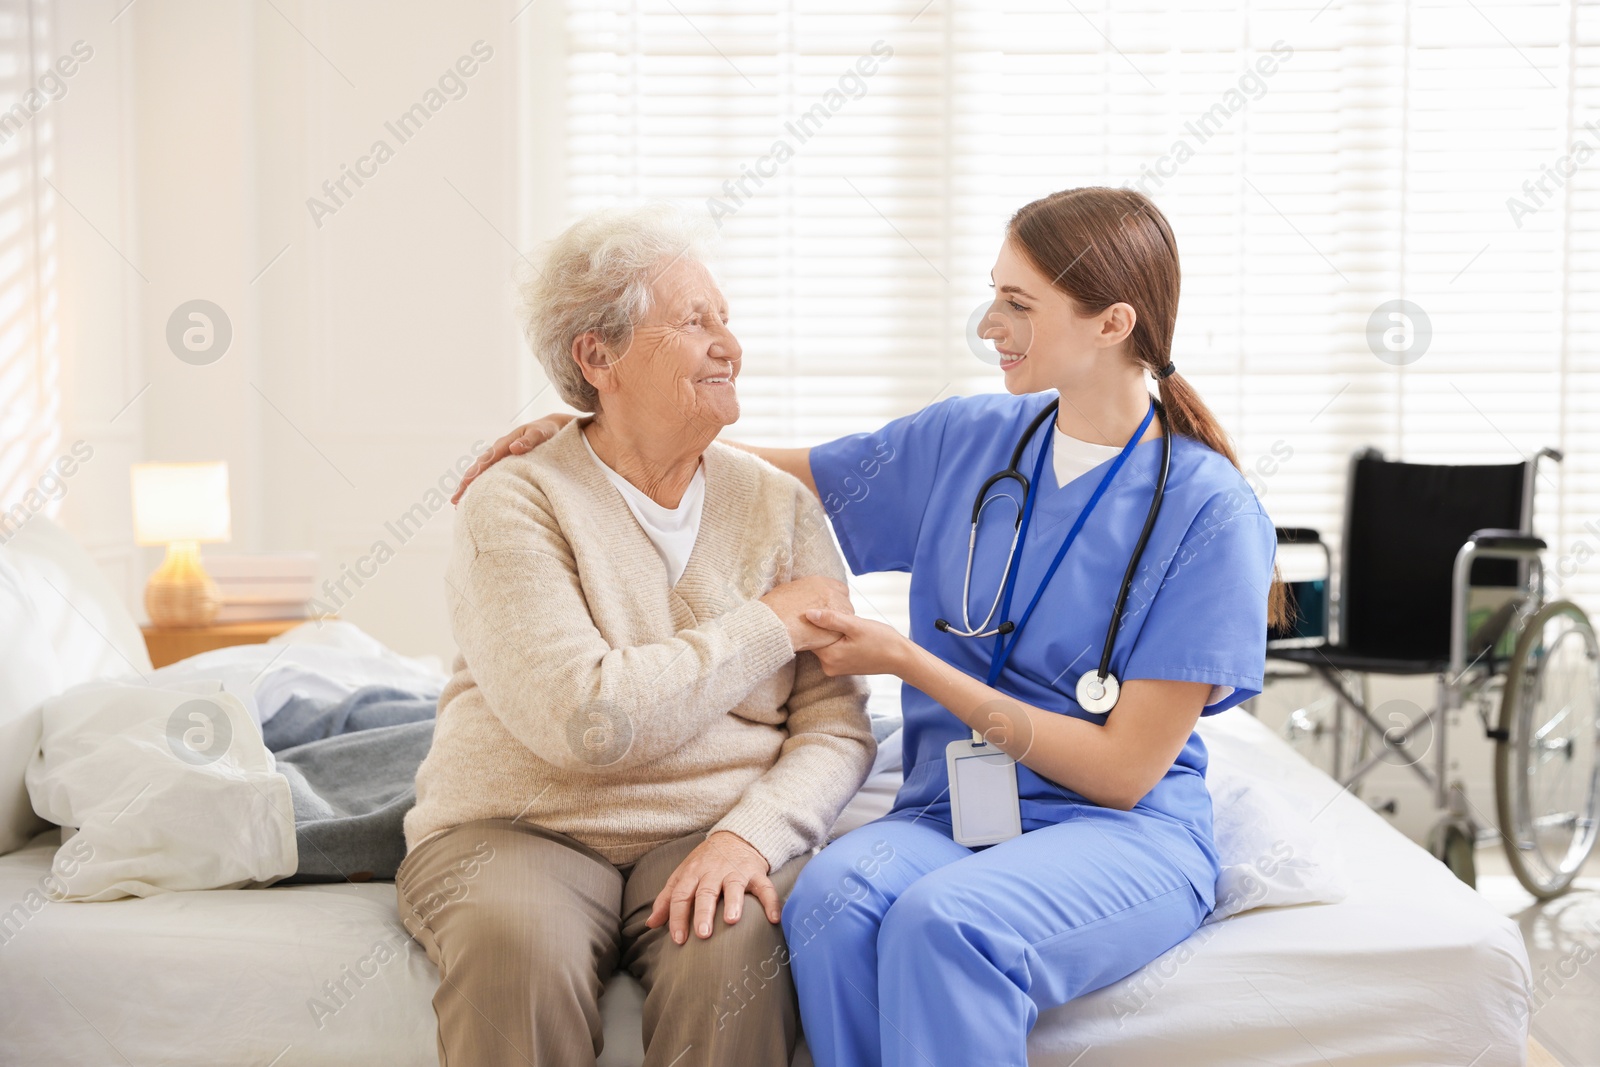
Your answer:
[1009,187,1290,630]
[1156,370,1291,629]
[1156,369,1236,466]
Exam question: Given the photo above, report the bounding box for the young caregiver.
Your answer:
[456,186,1283,1067]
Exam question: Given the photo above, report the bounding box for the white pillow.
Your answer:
[0,554,62,854]
[25,681,296,900]
[1205,757,1349,924]
[1,515,151,685]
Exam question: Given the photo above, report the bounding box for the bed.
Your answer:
[0,517,1532,1066]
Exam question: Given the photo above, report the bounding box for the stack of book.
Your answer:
[203,553,318,623]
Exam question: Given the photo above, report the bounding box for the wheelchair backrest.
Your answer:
[1340,451,1529,662]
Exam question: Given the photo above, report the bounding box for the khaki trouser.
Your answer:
[396,818,807,1067]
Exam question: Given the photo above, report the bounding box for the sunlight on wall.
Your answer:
[0,0,60,541]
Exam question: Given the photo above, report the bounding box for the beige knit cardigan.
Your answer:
[404,421,876,870]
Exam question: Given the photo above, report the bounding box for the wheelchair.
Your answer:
[1266,447,1600,898]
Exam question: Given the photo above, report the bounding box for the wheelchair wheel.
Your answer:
[1494,600,1600,899]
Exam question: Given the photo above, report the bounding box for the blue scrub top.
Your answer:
[810,392,1277,893]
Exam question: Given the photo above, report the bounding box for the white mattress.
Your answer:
[0,711,1529,1067]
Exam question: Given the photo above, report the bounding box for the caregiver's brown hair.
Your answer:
[1008,186,1290,628]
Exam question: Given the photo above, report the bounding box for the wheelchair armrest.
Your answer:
[1468,528,1546,553]
[1450,533,1548,681]
[1275,526,1322,544]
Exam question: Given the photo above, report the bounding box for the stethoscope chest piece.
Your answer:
[1076,671,1120,713]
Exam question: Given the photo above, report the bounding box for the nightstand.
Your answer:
[140,619,307,669]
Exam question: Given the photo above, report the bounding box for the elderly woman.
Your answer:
[398,205,875,1067]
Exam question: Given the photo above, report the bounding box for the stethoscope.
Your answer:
[934,397,1171,714]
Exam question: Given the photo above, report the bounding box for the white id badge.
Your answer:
[945,736,1022,846]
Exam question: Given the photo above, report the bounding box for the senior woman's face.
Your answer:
[611,257,742,432]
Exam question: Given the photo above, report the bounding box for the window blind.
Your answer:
[559,0,1600,637]
[0,0,57,539]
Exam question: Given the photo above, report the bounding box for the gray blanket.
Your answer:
[263,685,438,884]
[259,686,903,885]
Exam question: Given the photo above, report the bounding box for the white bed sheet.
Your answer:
[0,711,1529,1067]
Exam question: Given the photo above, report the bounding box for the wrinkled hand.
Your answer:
[646,830,778,944]
[452,413,576,504]
[760,576,854,652]
[804,609,917,677]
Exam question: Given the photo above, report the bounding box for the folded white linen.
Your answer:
[20,623,441,899]
[25,682,296,900]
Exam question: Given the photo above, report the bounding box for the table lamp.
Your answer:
[132,462,232,628]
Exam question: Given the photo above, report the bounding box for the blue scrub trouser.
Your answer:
[781,810,1209,1067]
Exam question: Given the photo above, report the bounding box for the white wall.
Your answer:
[55,0,556,661]
[53,0,144,603]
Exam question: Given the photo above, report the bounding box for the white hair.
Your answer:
[520,204,715,412]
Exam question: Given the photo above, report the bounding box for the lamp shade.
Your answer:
[131,462,232,546]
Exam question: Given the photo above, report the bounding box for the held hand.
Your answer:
[451,413,576,504]
[759,576,854,652]
[804,609,917,677]
[645,830,779,944]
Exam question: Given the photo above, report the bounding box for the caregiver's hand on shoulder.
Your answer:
[761,576,853,652]
[451,413,575,504]
[805,609,917,677]
[647,830,779,945]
